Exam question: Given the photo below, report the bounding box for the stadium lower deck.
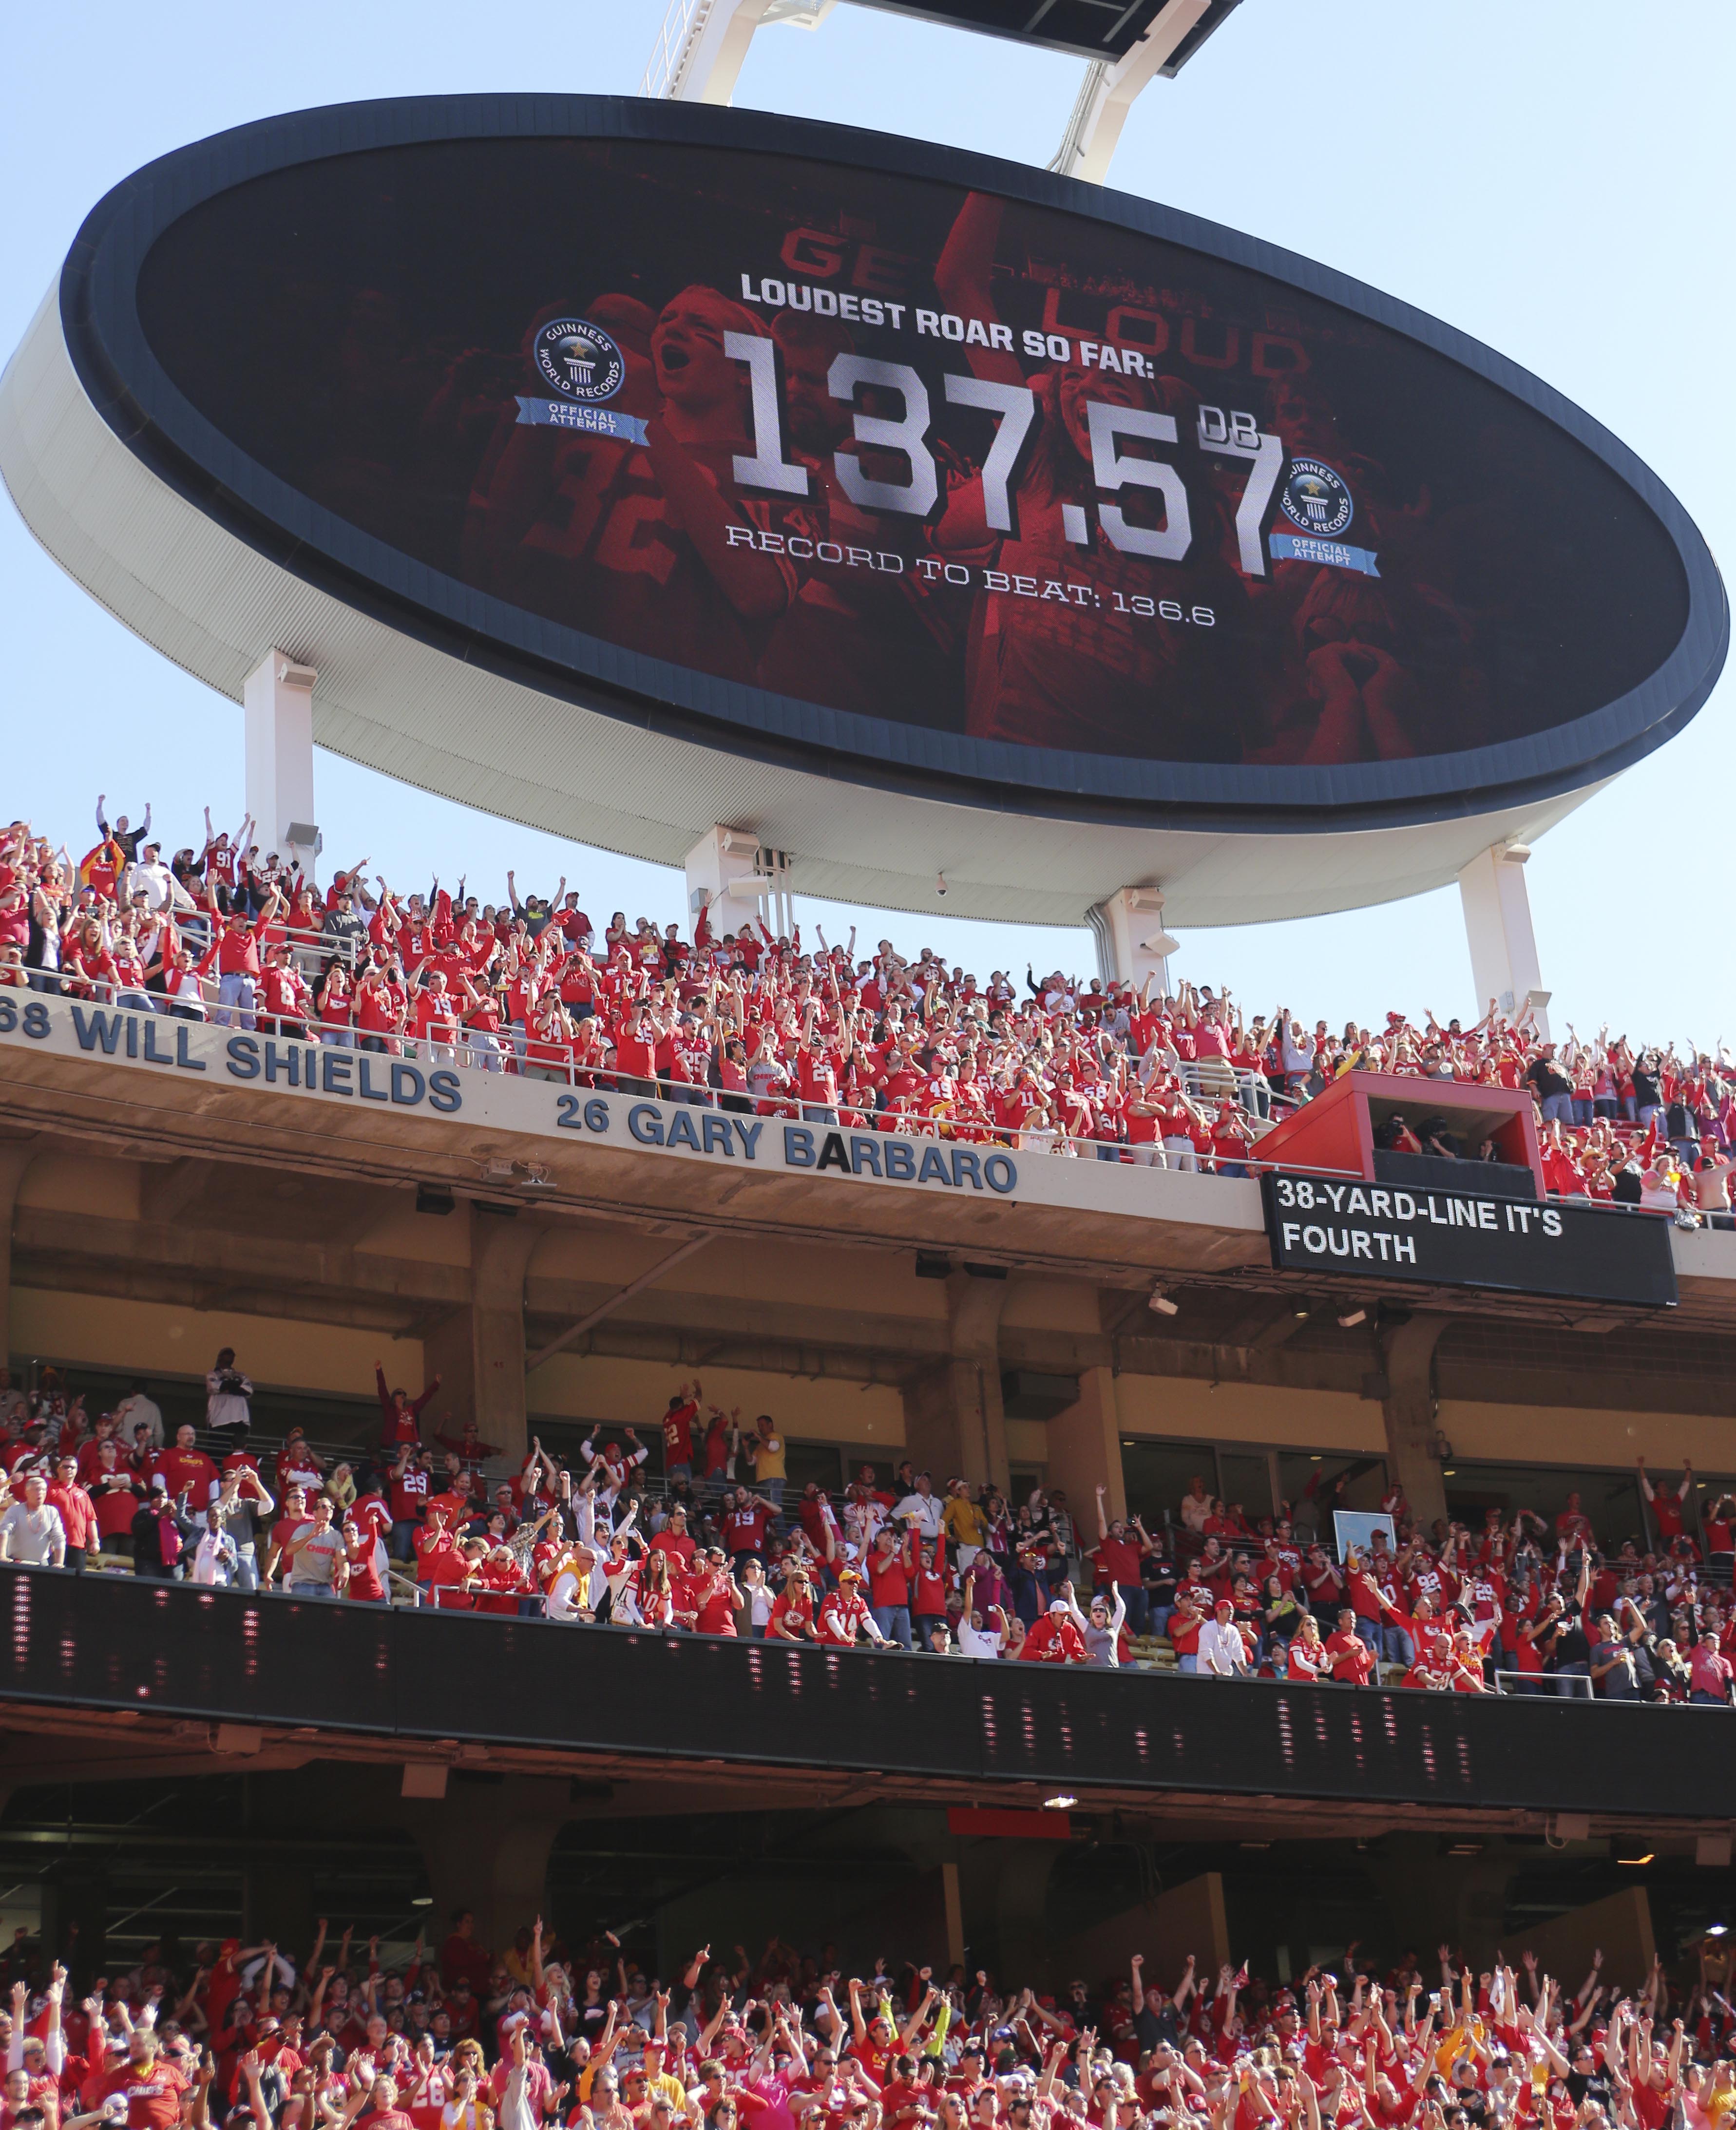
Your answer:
[2,1011,1736,1978]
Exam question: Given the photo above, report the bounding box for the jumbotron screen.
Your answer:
[78,101,1713,819]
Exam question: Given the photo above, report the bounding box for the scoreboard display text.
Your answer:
[66,96,1722,826]
[1261,1171,1678,1308]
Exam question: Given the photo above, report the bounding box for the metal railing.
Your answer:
[1492,1669,1594,1698]
[641,0,707,95]
[26,981,1734,1213]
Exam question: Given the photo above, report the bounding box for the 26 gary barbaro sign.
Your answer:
[1260,1172,1678,1309]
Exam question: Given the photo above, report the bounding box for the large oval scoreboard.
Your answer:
[1,97,1723,925]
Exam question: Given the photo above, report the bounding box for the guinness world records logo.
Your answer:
[1280,457,1355,540]
[533,317,626,404]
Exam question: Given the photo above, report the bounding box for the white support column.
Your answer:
[1049,0,1210,185]
[646,0,770,103]
[1457,841,1551,1038]
[1087,886,1178,995]
[243,651,320,880]
[684,825,790,938]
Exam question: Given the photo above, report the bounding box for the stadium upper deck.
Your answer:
[3,790,1736,1560]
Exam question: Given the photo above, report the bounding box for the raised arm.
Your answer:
[899,1980,938,2050]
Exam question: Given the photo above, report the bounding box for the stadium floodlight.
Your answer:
[1043,1794,1077,1810]
[1147,1285,1179,1316]
[1337,1308,1368,1330]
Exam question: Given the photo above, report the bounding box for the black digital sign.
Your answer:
[1262,1171,1679,1308]
[58,97,1726,829]
[849,0,1241,66]
[0,1565,1726,1822]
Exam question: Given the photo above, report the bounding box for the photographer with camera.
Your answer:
[205,1347,253,1436]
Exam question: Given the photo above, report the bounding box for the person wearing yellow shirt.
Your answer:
[501,1924,536,1988]
[749,1416,787,1518]
[941,1481,990,1565]
[639,2037,691,2117]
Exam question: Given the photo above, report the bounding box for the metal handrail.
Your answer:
[31,988,1726,1214]
[1491,1669,1594,1698]
[641,0,707,95]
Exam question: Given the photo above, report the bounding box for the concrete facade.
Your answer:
[3,1027,1735,1521]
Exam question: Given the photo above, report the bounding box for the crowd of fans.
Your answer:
[0,1356,1732,1705]
[2,801,1732,1214]
[0,1907,1730,2130]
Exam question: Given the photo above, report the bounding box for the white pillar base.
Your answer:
[1456,841,1550,1039]
[684,825,792,940]
[650,0,771,102]
[1087,886,1178,994]
[243,651,320,878]
[1049,0,1210,183]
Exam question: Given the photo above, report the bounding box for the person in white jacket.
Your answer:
[1196,1598,1253,1677]
[190,1507,240,1588]
[547,1470,636,1621]
[544,1542,601,1622]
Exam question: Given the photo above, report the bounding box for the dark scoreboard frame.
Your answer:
[846,0,1242,68]
[4,1565,1731,1821]
[1260,1171,1679,1310]
[59,95,1728,835]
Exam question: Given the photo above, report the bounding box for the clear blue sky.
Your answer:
[2,2,1731,1040]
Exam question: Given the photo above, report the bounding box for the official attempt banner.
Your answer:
[1260,1172,1678,1308]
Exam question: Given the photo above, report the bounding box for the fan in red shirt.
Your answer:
[432,1419,499,1473]
[661,1385,701,1480]
[471,1546,526,1615]
[342,1519,389,1604]
[46,1455,99,1559]
[692,1552,744,1636]
[376,1364,442,1451]
[256,943,313,1036]
[414,1509,469,1602]
[1020,1601,1088,1664]
[93,2030,190,2130]
[1285,1615,1328,1681]
[1323,1610,1377,1686]
[816,1571,888,1647]
[1637,1456,1692,1545]
[650,1506,699,1576]
[720,1489,772,1565]
[767,1571,819,1642]
[151,1425,219,1507]
[1555,1492,1597,1547]
[388,1444,435,1519]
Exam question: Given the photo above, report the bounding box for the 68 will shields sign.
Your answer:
[1260,1171,1678,1309]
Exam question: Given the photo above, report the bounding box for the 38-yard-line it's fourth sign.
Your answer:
[1260,1172,1678,1309]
